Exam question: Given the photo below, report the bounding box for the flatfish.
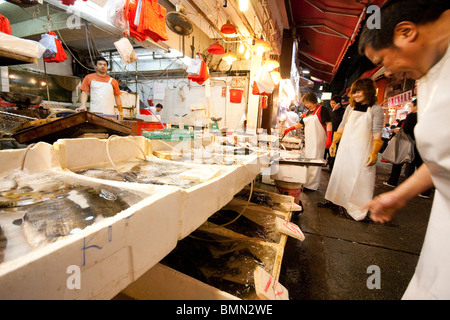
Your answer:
[17,184,132,247]
[234,189,276,209]
[161,229,277,300]
[0,171,142,248]
[207,209,280,243]
[75,160,202,189]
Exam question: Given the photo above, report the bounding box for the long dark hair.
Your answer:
[349,78,378,107]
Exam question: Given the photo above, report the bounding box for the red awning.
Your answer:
[359,65,382,79]
[290,0,386,83]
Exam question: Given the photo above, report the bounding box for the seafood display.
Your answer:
[161,228,279,300]
[0,170,145,263]
[160,198,288,299]
[207,208,282,243]
[75,157,223,189]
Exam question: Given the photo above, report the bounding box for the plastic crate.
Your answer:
[141,128,194,141]
[137,122,165,136]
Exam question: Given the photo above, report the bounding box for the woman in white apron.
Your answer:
[324,78,384,221]
[283,92,332,190]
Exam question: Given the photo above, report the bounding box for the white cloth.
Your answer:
[402,41,450,299]
[89,78,115,115]
[325,108,375,221]
[302,108,326,190]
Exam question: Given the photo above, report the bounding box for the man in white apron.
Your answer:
[283,92,332,190]
[359,0,450,299]
[77,57,124,120]
[324,79,384,221]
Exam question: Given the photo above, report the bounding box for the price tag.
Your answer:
[275,217,305,241]
[254,266,289,300]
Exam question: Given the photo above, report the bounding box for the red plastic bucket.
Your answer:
[229,89,243,103]
[275,181,302,204]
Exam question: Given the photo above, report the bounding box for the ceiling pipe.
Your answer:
[185,0,226,39]
[228,0,256,38]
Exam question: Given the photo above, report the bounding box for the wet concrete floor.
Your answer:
[265,160,433,300]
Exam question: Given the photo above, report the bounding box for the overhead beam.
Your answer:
[11,12,82,38]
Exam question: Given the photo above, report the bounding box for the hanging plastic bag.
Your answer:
[381,129,415,164]
[0,14,12,35]
[252,65,275,96]
[186,58,202,75]
[39,33,58,59]
[187,54,210,85]
[106,0,129,35]
[114,37,138,64]
[44,32,67,63]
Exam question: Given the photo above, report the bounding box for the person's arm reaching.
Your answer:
[283,123,303,135]
[363,164,434,223]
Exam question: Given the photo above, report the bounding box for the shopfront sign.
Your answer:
[388,90,412,108]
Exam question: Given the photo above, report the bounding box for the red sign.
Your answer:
[388,90,412,108]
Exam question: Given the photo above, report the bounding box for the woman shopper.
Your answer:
[283,92,332,191]
[321,78,384,221]
[383,100,432,197]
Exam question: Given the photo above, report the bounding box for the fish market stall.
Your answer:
[55,135,271,239]
[0,142,182,299]
[12,111,131,145]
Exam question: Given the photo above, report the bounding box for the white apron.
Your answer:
[402,42,450,299]
[89,78,115,115]
[325,108,375,221]
[303,107,326,190]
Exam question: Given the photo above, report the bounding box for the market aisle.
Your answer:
[276,160,433,300]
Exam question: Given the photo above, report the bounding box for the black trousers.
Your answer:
[386,147,431,196]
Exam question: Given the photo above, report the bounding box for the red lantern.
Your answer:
[220,21,236,34]
[207,41,225,55]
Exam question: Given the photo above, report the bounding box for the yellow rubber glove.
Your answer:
[117,105,124,121]
[329,132,342,157]
[366,139,384,166]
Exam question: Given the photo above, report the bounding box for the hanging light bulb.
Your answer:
[244,49,251,60]
[208,41,225,55]
[270,71,281,85]
[256,45,265,56]
[254,37,271,56]
[222,52,237,65]
[239,43,245,54]
[239,0,248,11]
[264,58,280,71]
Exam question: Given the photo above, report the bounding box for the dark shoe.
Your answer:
[317,200,336,208]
